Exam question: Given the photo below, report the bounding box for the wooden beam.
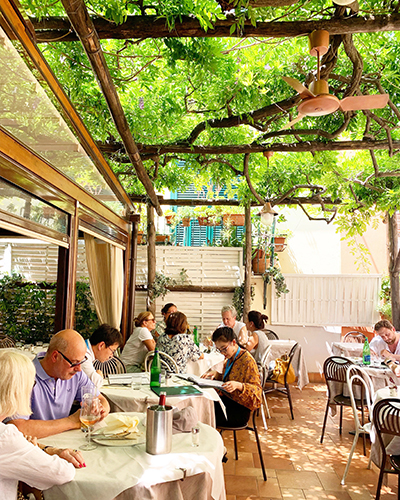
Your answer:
[29,14,400,41]
[60,0,162,216]
[136,284,236,293]
[100,139,400,156]
[0,1,134,212]
[146,204,156,314]
[65,201,79,329]
[130,196,341,206]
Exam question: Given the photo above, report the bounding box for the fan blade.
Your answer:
[283,114,304,129]
[339,94,389,112]
[282,76,315,99]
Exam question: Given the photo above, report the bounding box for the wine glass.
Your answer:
[80,395,99,450]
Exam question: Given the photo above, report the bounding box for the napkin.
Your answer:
[102,414,140,438]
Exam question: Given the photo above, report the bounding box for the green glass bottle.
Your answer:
[150,348,161,387]
[362,338,371,365]
[193,326,199,347]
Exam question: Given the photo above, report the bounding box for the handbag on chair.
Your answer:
[270,354,296,385]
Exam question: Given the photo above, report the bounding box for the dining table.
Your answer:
[264,339,309,389]
[331,342,364,358]
[101,376,222,427]
[186,351,225,377]
[40,412,226,500]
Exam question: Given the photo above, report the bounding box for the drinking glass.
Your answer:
[80,396,99,451]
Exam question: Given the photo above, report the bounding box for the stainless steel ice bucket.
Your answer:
[146,404,173,455]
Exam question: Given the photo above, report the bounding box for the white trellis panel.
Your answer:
[271,274,381,326]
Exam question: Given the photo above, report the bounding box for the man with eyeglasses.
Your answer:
[7,329,110,438]
[81,324,122,389]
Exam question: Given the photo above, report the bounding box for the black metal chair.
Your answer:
[93,356,127,376]
[262,328,279,340]
[373,398,400,500]
[263,342,298,420]
[218,411,267,481]
[343,331,366,343]
[320,356,365,443]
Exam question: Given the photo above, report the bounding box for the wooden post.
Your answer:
[65,201,79,330]
[389,211,400,329]
[147,203,156,314]
[243,204,252,321]
[54,246,68,333]
[121,214,139,343]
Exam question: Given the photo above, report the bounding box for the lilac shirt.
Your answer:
[23,355,98,421]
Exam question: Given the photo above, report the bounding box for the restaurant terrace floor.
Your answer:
[223,383,397,500]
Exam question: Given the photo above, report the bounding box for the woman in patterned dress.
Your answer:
[156,312,203,373]
[203,327,262,427]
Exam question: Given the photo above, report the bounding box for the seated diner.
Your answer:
[203,326,262,427]
[0,350,84,500]
[245,310,270,364]
[120,311,156,372]
[154,302,177,339]
[156,311,203,372]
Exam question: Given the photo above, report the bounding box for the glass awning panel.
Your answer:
[0,26,125,217]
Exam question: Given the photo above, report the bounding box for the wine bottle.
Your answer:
[157,391,167,410]
[150,349,161,387]
[362,338,371,365]
[193,326,199,347]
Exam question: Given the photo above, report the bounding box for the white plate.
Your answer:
[92,427,146,447]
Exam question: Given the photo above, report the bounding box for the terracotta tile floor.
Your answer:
[222,383,398,500]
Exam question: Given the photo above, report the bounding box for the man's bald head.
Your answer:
[42,329,87,379]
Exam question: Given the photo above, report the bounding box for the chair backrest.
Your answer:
[259,344,272,368]
[262,329,279,340]
[144,350,179,373]
[284,342,298,384]
[0,335,16,348]
[373,398,400,457]
[93,356,126,376]
[323,356,354,384]
[346,365,373,429]
[343,331,366,343]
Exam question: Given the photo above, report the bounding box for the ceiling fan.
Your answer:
[282,30,389,127]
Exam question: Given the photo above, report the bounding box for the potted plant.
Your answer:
[377,275,392,321]
[164,209,178,226]
[252,247,271,275]
[177,206,194,227]
[156,234,169,244]
[262,264,289,298]
[194,206,222,226]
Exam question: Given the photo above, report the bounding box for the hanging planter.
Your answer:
[197,216,212,226]
[165,214,177,225]
[156,234,169,243]
[252,249,270,275]
[137,231,144,245]
[181,217,191,227]
[274,236,287,252]
[223,214,245,226]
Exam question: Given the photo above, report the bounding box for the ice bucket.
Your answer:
[146,404,173,455]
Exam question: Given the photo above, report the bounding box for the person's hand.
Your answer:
[201,370,217,379]
[97,400,107,421]
[57,448,86,469]
[222,381,243,393]
[199,353,204,360]
[96,369,104,378]
[24,435,38,446]
[68,409,82,428]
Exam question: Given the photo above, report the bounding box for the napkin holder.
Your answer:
[146,404,173,455]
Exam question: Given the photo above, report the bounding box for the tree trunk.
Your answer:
[388,211,400,329]
[147,204,156,314]
[243,205,252,321]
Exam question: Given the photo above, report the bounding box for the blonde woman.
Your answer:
[0,351,83,500]
[120,311,157,372]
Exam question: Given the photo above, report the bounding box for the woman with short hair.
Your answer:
[156,312,203,373]
[120,311,156,372]
[203,327,262,427]
[0,351,83,500]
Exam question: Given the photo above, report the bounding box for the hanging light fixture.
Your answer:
[259,202,278,227]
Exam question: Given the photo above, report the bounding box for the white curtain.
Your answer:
[84,234,124,329]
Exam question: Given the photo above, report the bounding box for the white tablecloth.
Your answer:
[41,413,226,500]
[264,340,309,389]
[0,346,44,360]
[186,352,224,377]
[331,342,364,358]
[101,380,220,427]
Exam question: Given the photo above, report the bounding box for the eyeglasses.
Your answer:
[108,346,117,355]
[216,342,232,354]
[57,350,87,367]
